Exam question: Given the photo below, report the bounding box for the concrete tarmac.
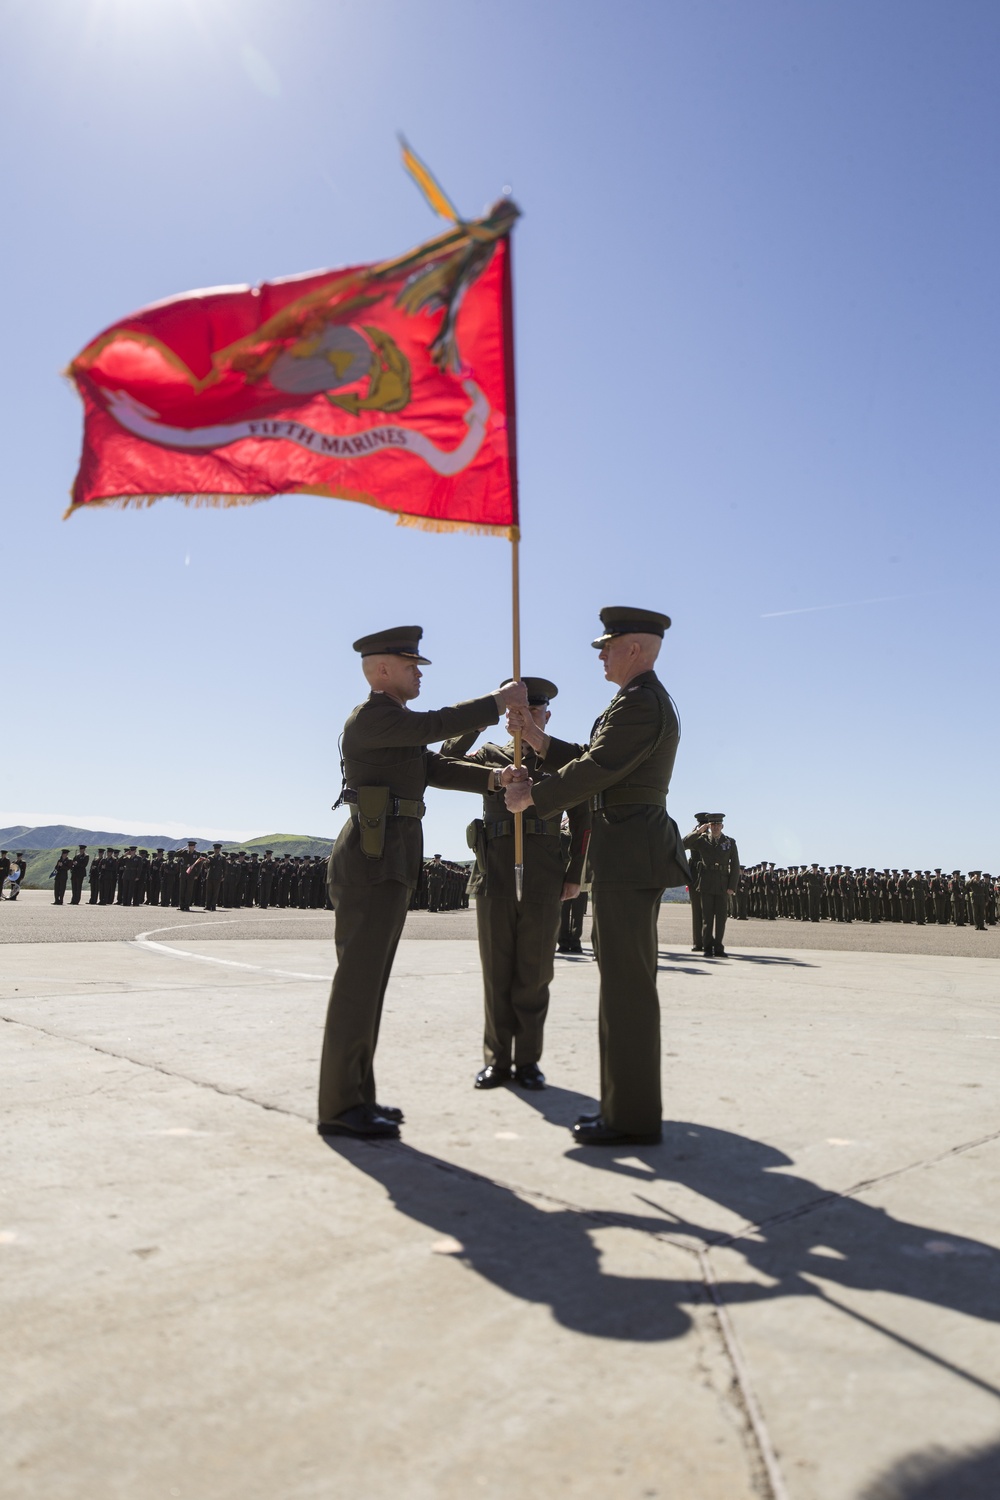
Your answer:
[5,888,999,959]
[2,915,999,1499]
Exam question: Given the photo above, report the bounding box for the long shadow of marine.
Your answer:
[323,1117,1000,1371]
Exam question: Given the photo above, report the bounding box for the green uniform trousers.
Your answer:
[591,885,663,1135]
[476,891,562,1068]
[701,892,728,951]
[690,888,703,946]
[318,879,411,1121]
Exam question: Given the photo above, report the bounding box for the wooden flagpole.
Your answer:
[511,532,523,899]
[501,227,524,901]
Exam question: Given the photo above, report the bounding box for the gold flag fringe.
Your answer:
[64,490,517,539]
[63,492,273,520]
[394,513,518,540]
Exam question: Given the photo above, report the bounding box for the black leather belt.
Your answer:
[342,788,426,818]
[485,817,561,839]
[591,786,666,811]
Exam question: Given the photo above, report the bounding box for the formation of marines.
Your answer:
[20,844,473,913]
[733,864,997,931]
[411,855,470,911]
[37,846,332,910]
[318,607,688,1149]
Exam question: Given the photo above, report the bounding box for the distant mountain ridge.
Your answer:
[1,824,196,853]
[0,824,332,853]
[0,826,335,889]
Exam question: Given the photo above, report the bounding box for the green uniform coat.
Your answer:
[442,733,591,1069]
[529,671,689,1135]
[319,691,499,1122]
[683,831,741,951]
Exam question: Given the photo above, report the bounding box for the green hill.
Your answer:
[235,834,334,858]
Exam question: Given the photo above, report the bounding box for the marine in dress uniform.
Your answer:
[87,850,103,904]
[160,852,178,908]
[317,625,527,1140]
[147,850,165,907]
[258,851,275,909]
[687,812,709,950]
[506,607,689,1147]
[52,850,71,905]
[425,854,446,911]
[204,844,225,911]
[967,872,987,931]
[803,863,824,921]
[69,846,89,904]
[100,851,118,905]
[683,816,741,956]
[133,851,150,906]
[443,677,590,1091]
[951,871,967,926]
[178,841,201,911]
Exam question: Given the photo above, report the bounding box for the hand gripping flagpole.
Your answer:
[501,227,525,902]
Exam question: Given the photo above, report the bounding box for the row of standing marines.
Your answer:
[731,865,996,931]
[8,847,471,912]
[35,848,332,910]
[317,605,689,1148]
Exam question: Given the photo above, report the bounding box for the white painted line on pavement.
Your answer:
[130,918,330,981]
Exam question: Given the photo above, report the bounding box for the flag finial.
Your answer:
[399,135,462,224]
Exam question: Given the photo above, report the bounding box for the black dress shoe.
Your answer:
[576,1110,601,1124]
[513,1063,546,1090]
[375,1102,404,1123]
[714,945,727,957]
[571,1115,662,1147]
[691,944,704,953]
[317,1105,399,1139]
[704,943,715,957]
[475,1064,513,1089]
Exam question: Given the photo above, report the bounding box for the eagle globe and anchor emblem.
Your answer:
[105,314,491,477]
[266,321,411,416]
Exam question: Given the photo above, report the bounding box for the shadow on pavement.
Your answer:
[720,951,818,968]
[657,948,818,969]
[325,1120,1000,1368]
[656,957,711,975]
[507,1081,598,1128]
[860,1438,1000,1499]
[567,1122,1000,1387]
[322,1135,695,1342]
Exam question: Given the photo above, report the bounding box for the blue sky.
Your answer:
[3,0,998,869]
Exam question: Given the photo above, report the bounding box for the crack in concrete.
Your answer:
[714,1126,1000,1249]
[0,1014,307,1122]
[697,1247,790,1500]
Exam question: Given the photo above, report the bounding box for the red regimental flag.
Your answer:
[68,200,519,536]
